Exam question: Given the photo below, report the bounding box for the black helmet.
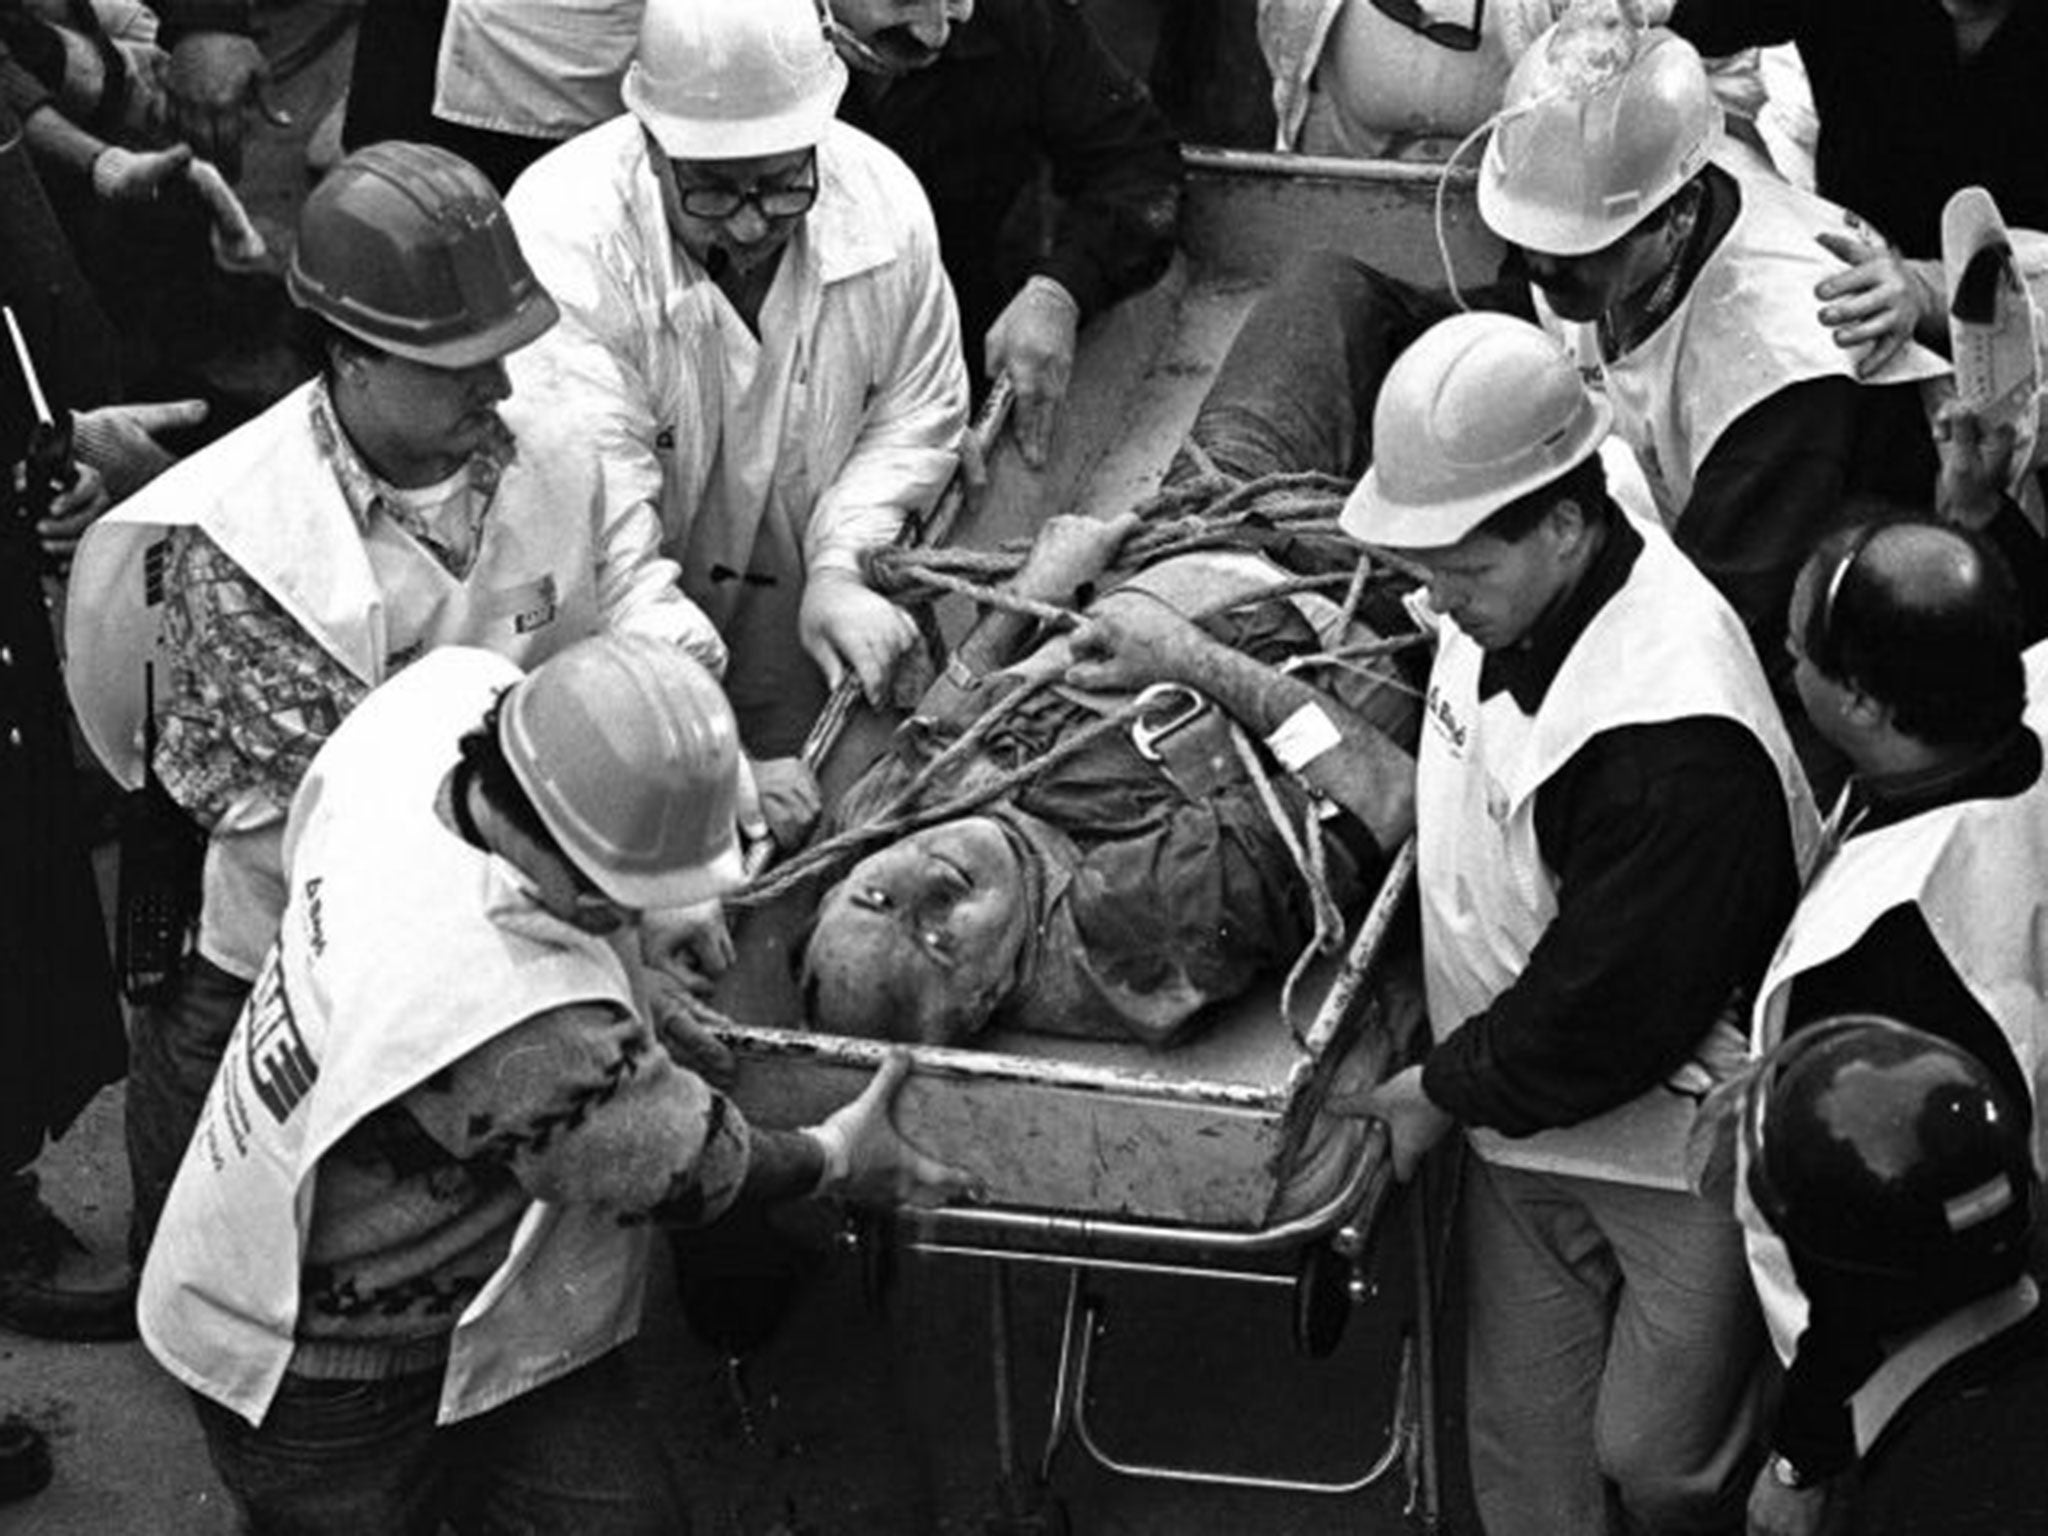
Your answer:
[1745,1016,2034,1301]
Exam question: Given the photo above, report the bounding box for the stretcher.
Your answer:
[705,146,1501,1530]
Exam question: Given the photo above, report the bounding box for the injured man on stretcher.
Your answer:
[793,495,1425,1050]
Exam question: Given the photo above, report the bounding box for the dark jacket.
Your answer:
[839,0,1183,380]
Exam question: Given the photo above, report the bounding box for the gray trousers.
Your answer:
[1463,1152,1765,1536]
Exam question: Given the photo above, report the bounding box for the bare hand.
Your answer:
[647,975,739,1091]
[30,460,110,565]
[1933,397,2019,532]
[1063,596,1205,693]
[1814,231,1941,379]
[799,570,920,705]
[748,755,821,849]
[1746,1462,1832,1536]
[640,899,736,998]
[1014,510,1139,603]
[985,278,1079,470]
[164,32,275,176]
[815,1050,986,1209]
[1327,1064,1454,1183]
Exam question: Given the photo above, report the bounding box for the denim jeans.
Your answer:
[191,1349,687,1535]
[125,955,252,1263]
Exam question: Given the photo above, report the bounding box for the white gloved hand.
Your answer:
[72,397,207,501]
[798,568,919,706]
[984,276,1079,470]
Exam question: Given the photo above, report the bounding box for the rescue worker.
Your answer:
[1733,1016,2048,1536]
[503,0,969,757]
[1259,0,1559,158]
[64,141,796,1264]
[1479,20,1950,788]
[1729,514,2048,1536]
[827,0,1183,465]
[138,635,975,1534]
[344,0,1177,470]
[1664,0,2048,376]
[801,506,1420,1048]
[1342,311,1818,1536]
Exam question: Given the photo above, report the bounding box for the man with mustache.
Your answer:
[66,141,741,1265]
[503,0,968,759]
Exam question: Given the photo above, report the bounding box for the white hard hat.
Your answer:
[1478,25,1722,256]
[1341,311,1612,549]
[622,0,849,161]
[502,635,746,911]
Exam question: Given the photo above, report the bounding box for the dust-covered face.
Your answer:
[803,816,1027,1044]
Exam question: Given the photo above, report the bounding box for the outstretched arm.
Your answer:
[1063,596,1416,853]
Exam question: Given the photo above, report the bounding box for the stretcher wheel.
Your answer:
[1293,1240,1353,1358]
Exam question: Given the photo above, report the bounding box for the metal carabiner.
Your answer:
[1127,681,1209,762]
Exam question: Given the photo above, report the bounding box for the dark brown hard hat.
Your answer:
[288,142,559,369]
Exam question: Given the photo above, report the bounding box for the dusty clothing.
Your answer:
[838,548,1418,1046]
[141,648,752,1427]
[838,0,1182,380]
[1670,0,2048,258]
[505,115,967,751]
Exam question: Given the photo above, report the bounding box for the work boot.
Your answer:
[0,1173,137,1342]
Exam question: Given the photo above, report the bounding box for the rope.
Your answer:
[732,685,1157,909]
[735,467,1422,907]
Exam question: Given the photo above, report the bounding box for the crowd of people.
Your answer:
[3,1,2046,1532]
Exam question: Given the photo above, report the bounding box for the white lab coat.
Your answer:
[504,116,968,591]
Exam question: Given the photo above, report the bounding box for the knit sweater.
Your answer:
[290,987,750,1379]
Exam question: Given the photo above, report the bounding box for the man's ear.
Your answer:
[1838,677,1892,735]
[1544,495,1591,555]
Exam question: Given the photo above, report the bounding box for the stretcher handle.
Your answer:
[741,381,1016,881]
[904,1116,1394,1260]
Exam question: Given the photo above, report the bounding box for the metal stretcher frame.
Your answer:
[706,146,1494,1525]
[884,841,1443,1525]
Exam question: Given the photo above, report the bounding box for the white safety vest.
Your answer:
[63,383,719,980]
[434,0,640,143]
[1738,644,2048,1361]
[1416,521,1818,1189]
[139,648,650,1427]
[1540,150,1951,524]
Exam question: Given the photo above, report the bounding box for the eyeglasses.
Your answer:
[1815,522,1881,669]
[1368,0,1485,53]
[673,155,820,221]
